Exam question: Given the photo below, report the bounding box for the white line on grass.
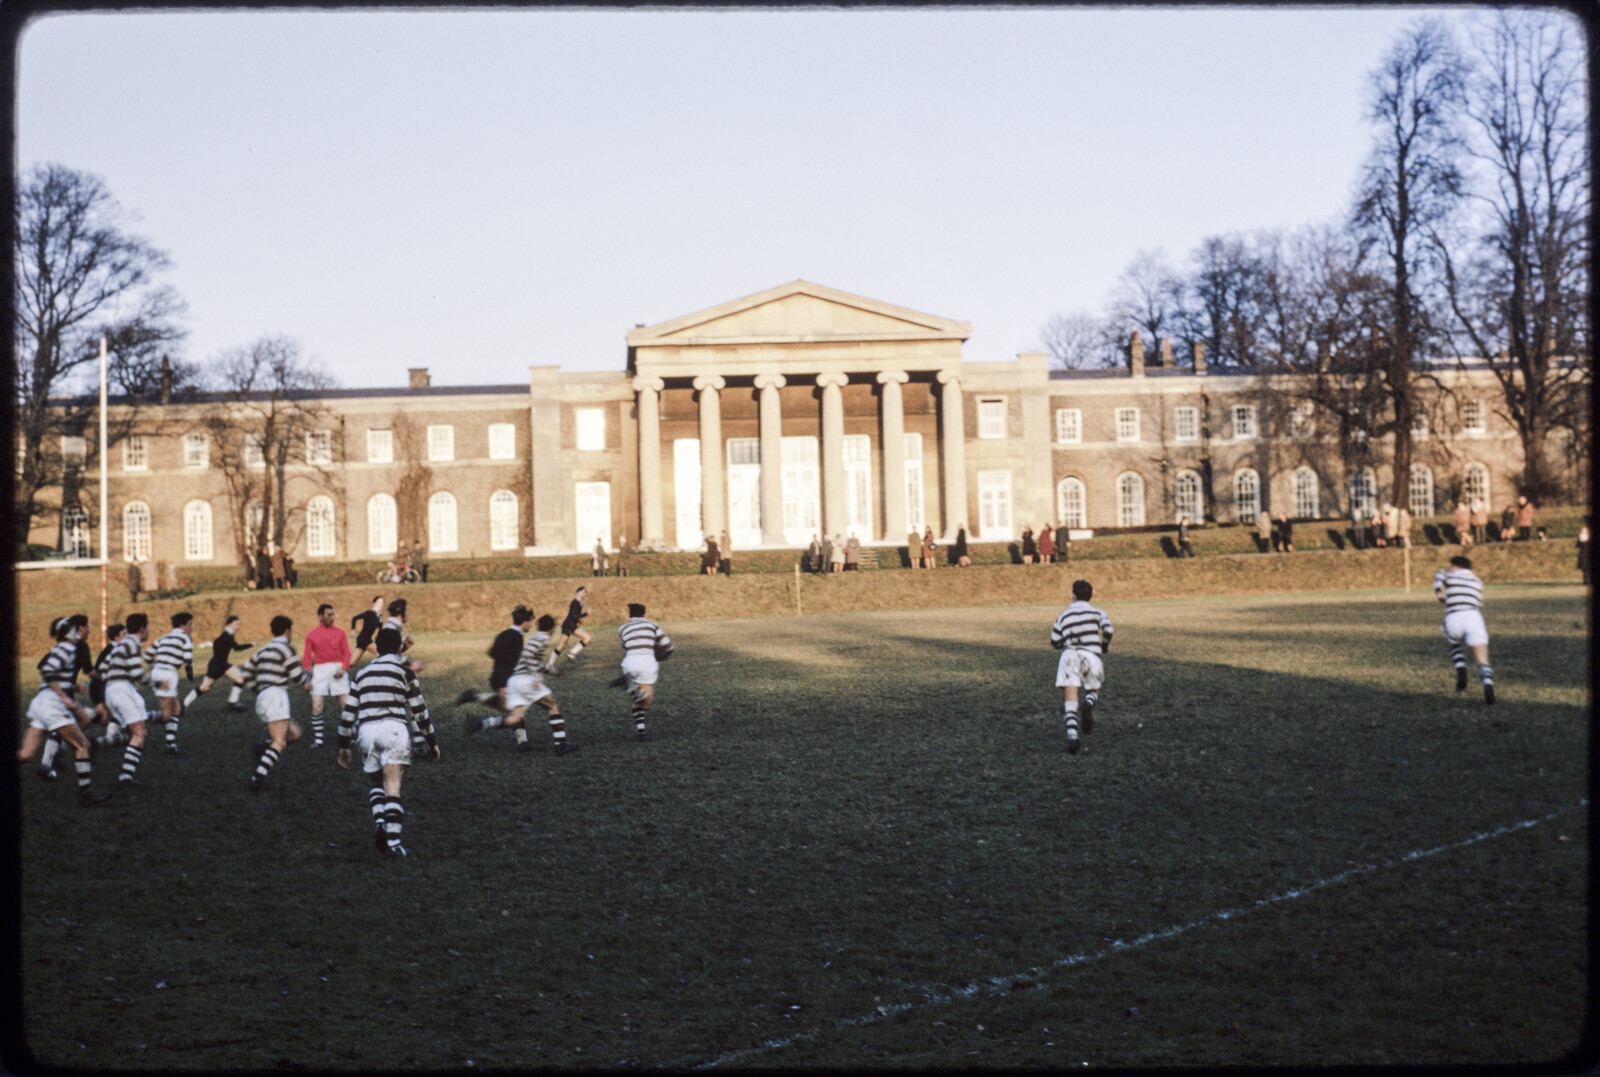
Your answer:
[694,799,1588,1069]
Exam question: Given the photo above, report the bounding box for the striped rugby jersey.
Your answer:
[1051,601,1114,654]
[338,654,432,747]
[149,628,193,671]
[37,640,80,688]
[618,617,673,658]
[514,630,555,677]
[243,637,301,690]
[101,635,150,684]
[1433,567,1485,614]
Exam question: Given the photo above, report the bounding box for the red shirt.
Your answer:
[302,624,352,671]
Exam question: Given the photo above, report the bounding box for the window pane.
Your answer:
[1293,468,1319,518]
[1056,408,1081,443]
[123,503,152,562]
[1116,408,1140,442]
[368,494,397,556]
[488,424,516,460]
[184,500,213,560]
[1409,465,1434,517]
[184,434,208,469]
[306,430,332,465]
[428,492,458,552]
[1117,473,1144,527]
[1233,470,1259,523]
[123,436,147,470]
[1464,464,1490,507]
[576,409,606,451]
[1175,471,1202,522]
[978,400,1005,439]
[306,496,335,557]
[490,490,519,550]
[1058,477,1085,529]
[368,430,394,463]
[428,425,454,462]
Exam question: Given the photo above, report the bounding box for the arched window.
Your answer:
[184,500,214,561]
[1233,469,1260,523]
[1117,472,1145,527]
[123,502,152,562]
[367,494,397,556]
[1293,467,1320,519]
[62,505,91,558]
[1464,463,1491,508]
[1349,467,1377,515]
[1056,476,1086,529]
[306,495,336,557]
[1408,464,1434,518]
[429,491,458,553]
[489,490,519,551]
[1174,469,1203,523]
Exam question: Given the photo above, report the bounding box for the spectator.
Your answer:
[1020,526,1036,565]
[1515,495,1534,541]
[1351,505,1365,550]
[615,534,632,577]
[256,545,274,589]
[1040,523,1054,564]
[1256,508,1273,553]
[1275,514,1294,553]
[1054,522,1070,564]
[126,560,142,601]
[702,533,719,576]
[1577,519,1591,585]
[953,525,971,567]
[1499,504,1516,542]
[1470,498,1489,545]
[821,534,835,573]
[592,538,608,577]
[806,535,822,574]
[270,543,288,590]
[1177,515,1195,558]
[1386,503,1402,549]
[1374,504,1390,548]
[829,533,845,573]
[1453,500,1472,547]
[1397,507,1412,549]
[719,530,732,576]
[923,527,939,569]
[844,532,861,571]
[411,538,429,583]
[908,528,923,570]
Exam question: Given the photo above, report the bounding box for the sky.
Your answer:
[16,6,1473,390]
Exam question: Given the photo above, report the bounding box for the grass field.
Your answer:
[12,585,1590,1070]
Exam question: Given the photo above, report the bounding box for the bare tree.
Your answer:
[197,336,340,570]
[1036,310,1121,370]
[13,163,188,543]
[1178,234,1270,372]
[1440,9,1589,501]
[1107,249,1188,368]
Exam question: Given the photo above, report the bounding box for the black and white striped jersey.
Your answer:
[1051,601,1114,654]
[619,617,672,657]
[37,640,79,688]
[1433,568,1485,614]
[101,635,149,684]
[243,638,301,690]
[514,630,555,677]
[338,654,432,747]
[149,628,193,671]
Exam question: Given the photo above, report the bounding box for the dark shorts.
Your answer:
[561,619,580,636]
[206,657,233,681]
[89,679,105,706]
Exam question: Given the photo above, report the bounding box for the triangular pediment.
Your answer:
[627,281,970,346]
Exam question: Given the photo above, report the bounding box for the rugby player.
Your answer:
[1050,579,1115,755]
[19,618,110,804]
[1434,555,1495,704]
[616,602,672,740]
[464,613,575,753]
[147,612,196,754]
[303,603,353,748]
[181,615,254,713]
[338,627,439,857]
[242,615,309,791]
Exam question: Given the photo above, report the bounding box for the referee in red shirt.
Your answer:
[303,604,353,748]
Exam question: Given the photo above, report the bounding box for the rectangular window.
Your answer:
[904,433,925,533]
[1232,405,1257,440]
[1412,414,1430,441]
[1288,402,1316,440]
[1115,407,1140,443]
[183,433,209,469]
[367,429,394,463]
[977,469,1013,540]
[243,433,265,470]
[306,429,332,465]
[488,423,516,460]
[122,435,148,471]
[60,436,87,467]
[977,399,1006,439]
[1462,400,1485,433]
[1174,407,1198,442]
[427,424,454,462]
[576,408,606,451]
[574,482,612,552]
[1055,408,1081,444]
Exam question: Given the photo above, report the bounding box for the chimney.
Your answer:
[408,368,431,388]
[1192,341,1207,376]
[159,355,172,404]
[1128,332,1145,378]
[1157,337,1172,367]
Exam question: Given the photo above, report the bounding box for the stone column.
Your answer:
[693,375,726,543]
[877,370,909,541]
[754,374,786,546]
[817,373,849,540]
[937,369,968,540]
[632,376,665,548]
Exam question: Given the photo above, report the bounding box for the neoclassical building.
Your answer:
[33,280,1540,567]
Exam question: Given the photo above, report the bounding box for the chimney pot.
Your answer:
[408,368,431,388]
[1129,332,1145,378]
[1159,337,1172,366]
[159,355,172,404]
[1193,342,1207,376]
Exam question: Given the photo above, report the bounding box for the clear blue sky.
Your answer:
[19,6,1448,388]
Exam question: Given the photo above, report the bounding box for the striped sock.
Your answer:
[74,758,94,794]
[252,746,280,784]
[1083,691,1099,711]
[549,711,566,745]
[310,713,325,744]
[632,707,648,735]
[1478,664,1493,686]
[165,717,179,749]
[383,798,405,848]
[369,787,387,845]
[40,733,62,771]
[1450,645,1466,670]
[119,744,142,783]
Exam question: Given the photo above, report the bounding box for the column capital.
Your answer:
[936,369,962,386]
[815,372,849,390]
[875,370,910,385]
[631,376,665,393]
[692,374,726,392]
[753,373,787,391]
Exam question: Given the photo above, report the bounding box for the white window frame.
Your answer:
[977,399,1006,440]
[122,435,148,471]
[976,469,1013,540]
[1055,408,1081,445]
[367,429,394,464]
[1117,472,1145,527]
[305,495,336,557]
[574,481,612,552]
[1464,463,1491,508]
[1288,402,1316,440]
[488,423,517,461]
[1233,469,1260,523]
[183,499,214,561]
[1057,476,1086,529]
[1115,407,1141,443]
[1350,468,1378,516]
[1292,467,1320,519]
[60,436,87,468]
[1174,469,1203,523]
[575,408,606,452]
[1231,405,1257,440]
[489,490,519,550]
[1409,464,1434,518]
[243,433,266,470]
[1462,400,1485,434]
[1411,413,1430,441]
[427,425,455,463]
[184,433,209,470]
[306,429,333,466]
[123,502,152,562]
[1174,406,1199,443]
[367,494,397,556]
[903,433,925,534]
[428,491,459,553]
[62,505,91,558]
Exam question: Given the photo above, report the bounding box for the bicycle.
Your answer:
[377,562,421,585]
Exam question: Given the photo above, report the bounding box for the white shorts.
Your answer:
[1443,610,1490,649]
[310,662,349,698]
[356,718,412,773]
[104,680,148,728]
[505,672,552,709]
[1055,648,1105,691]
[151,666,180,699]
[257,686,292,724]
[621,651,659,688]
[27,689,78,732]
